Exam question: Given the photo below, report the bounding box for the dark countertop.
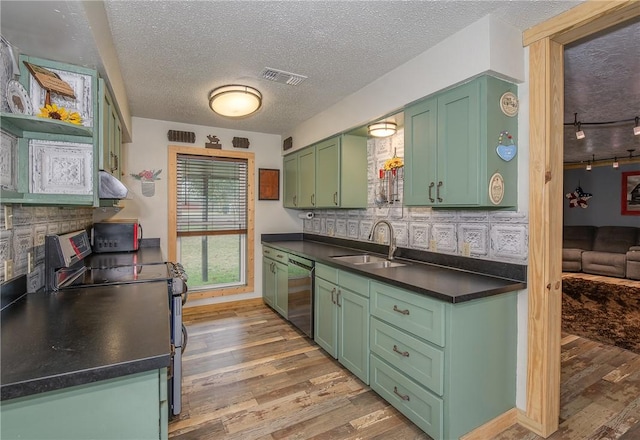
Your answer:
[1,281,171,401]
[262,238,526,303]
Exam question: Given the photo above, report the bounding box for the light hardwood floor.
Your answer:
[171,296,640,440]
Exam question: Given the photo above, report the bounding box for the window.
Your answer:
[169,146,254,298]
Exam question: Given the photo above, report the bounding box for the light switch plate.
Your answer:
[462,242,471,257]
[429,239,437,252]
[27,252,34,273]
[4,206,12,229]
[4,259,14,280]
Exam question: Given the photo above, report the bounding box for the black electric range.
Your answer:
[44,229,188,416]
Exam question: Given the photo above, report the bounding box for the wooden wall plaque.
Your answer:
[23,61,75,99]
[259,168,279,200]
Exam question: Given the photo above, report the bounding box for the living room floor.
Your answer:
[171,296,640,440]
[563,271,640,288]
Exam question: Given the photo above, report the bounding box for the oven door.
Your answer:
[169,278,188,416]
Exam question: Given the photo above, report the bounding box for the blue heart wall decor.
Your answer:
[497,143,517,161]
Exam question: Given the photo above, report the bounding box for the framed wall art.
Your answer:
[621,170,640,216]
[259,168,279,201]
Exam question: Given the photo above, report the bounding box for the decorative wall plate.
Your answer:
[6,80,32,115]
[489,172,505,205]
[499,91,519,117]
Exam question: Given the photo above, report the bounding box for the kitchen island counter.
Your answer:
[0,281,171,401]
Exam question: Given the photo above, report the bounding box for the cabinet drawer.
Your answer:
[338,270,369,297]
[370,281,445,347]
[316,264,338,284]
[370,317,444,395]
[262,246,288,264]
[370,355,443,440]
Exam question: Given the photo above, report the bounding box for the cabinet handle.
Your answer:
[393,386,410,402]
[336,290,342,307]
[393,345,410,357]
[293,195,297,206]
[112,153,119,173]
[271,262,276,274]
[311,194,315,206]
[331,287,336,305]
[276,254,283,258]
[333,191,338,205]
[428,182,435,203]
[437,181,443,202]
[393,305,410,315]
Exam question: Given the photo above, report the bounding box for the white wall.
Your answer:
[286,13,531,410]
[94,117,302,305]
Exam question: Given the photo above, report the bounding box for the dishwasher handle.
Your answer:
[288,258,314,272]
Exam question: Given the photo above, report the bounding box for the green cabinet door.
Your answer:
[298,147,316,208]
[0,369,168,440]
[314,277,338,357]
[283,152,299,208]
[315,136,340,207]
[273,260,288,318]
[403,75,518,208]
[337,287,369,384]
[262,258,276,307]
[404,97,437,205]
[436,80,480,205]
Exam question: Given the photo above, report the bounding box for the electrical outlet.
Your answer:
[462,242,471,257]
[4,259,14,280]
[429,239,437,252]
[27,252,34,273]
[4,206,12,229]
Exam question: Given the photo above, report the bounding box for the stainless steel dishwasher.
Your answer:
[287,254,314,338]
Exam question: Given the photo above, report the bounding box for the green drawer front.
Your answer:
[316,263,338,284]
[338,270,369,297]
[370,355,443,440]
[262,246,287,264]
[370,317,444,396]
[370,281,446,347]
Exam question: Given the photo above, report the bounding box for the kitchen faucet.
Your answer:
[368,220,397,260]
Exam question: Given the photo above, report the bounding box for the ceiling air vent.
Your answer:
[261,67,307,86]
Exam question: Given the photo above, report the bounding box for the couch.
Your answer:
[563,225,640,279]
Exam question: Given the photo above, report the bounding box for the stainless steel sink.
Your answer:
[331,254,388,264]
[331,254,407,268]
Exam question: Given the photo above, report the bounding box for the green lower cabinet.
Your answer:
[369,281,517,440]
[314,265,369,384]
[0,369,168,440]
[262,246,288,319]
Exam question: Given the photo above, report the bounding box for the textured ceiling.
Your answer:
[563,18,640,164]
[3,1,637,163]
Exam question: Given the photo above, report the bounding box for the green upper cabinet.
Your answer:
[298,146,316,208]
[282,134,367,210]
[98,79,122,178]
[283,152,299,208]
[404,75,518,208]
[1,55,99,206]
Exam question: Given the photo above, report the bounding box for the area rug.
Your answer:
[562,277,640,354]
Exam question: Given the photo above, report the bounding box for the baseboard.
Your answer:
[183,297,264,318]
[516,409,547,436]
[459,408,518,440]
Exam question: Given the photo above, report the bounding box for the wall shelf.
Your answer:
[1,112,93,138]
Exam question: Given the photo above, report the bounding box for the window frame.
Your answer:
[168,145,255,300]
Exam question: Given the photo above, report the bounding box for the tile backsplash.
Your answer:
[304,129,529,264]
[0,205,93,291]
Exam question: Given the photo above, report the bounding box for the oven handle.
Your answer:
[181,324,188,353]
[181,282,188,306]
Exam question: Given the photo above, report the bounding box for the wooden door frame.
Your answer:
[522,1,640,437]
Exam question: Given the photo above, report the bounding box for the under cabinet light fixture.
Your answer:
[209,85,262,117]
[368,121,397,138]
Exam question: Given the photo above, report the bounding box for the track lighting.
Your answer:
[635,117,640,136]
[613,157,619,169]
[586,154,594,171]
[586,162,592,171]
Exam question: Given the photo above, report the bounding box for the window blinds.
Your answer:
[176,154,248,236]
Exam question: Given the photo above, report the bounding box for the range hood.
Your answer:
[98,170,129,199]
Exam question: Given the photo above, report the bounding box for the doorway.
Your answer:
[523,2,640,437]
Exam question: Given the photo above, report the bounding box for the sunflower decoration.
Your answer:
[383,156,404,171]
[38,103,82,125]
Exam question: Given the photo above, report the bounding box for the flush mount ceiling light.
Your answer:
[368,121,397,138]
[209,85,262,117]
